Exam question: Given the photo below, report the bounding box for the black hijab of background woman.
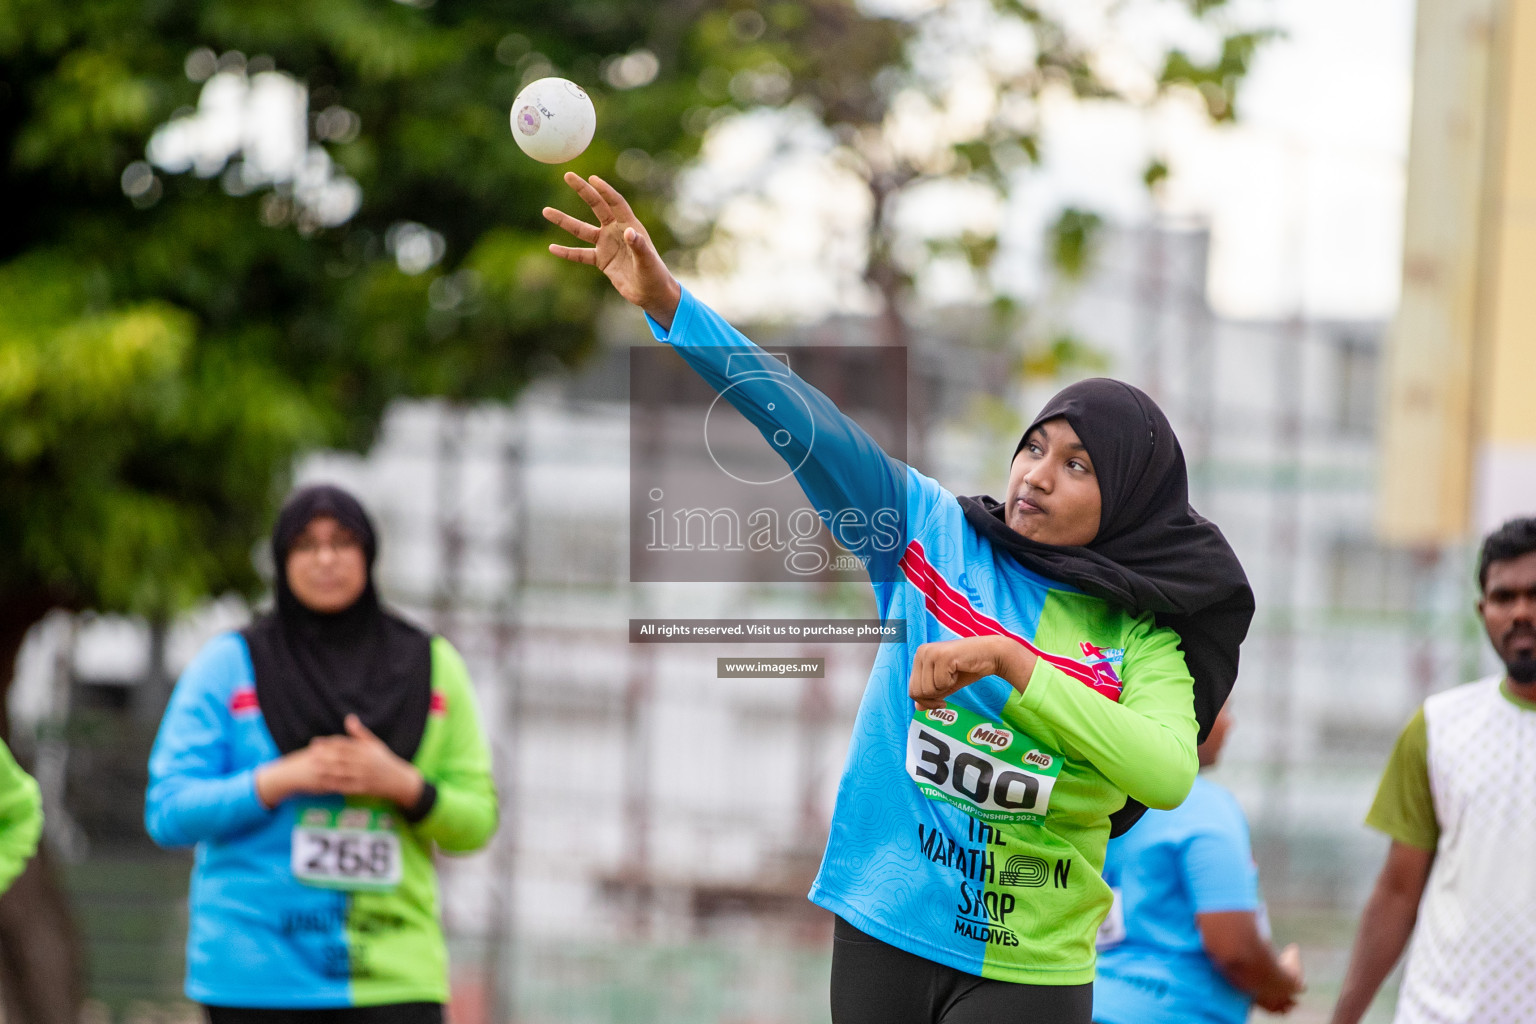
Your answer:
[242,484,433,762]
[960,378,1256,834]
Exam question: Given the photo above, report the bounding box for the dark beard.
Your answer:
[1506,654,1536,685]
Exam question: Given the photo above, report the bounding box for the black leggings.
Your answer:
[204,1004,442,1024]
[830,917,1093,1024]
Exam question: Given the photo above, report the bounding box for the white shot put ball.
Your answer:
[511,78,596,164]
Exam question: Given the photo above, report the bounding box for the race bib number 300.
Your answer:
[907,705,1062,824]
[292,807,403,892]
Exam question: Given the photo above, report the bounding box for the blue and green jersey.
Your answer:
[650,289,1200,985]
[146,633,496,1007]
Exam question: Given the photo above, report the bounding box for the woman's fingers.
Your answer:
[317,765,361,790]
[311,740,364,776]
[913,677,945,710]
[344,714,385,745]
[911,648,940,705]
[589,175,637,221]
[563,171,612,222]
[547,243,598,266]
[930,660,954,700]
[929,646,952,697]
[624,227,665,271]
[541,206,600,243]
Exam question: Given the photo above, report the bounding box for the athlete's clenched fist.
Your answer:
[908,635,1039,710]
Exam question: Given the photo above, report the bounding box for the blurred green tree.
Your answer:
[0,0,905,1017]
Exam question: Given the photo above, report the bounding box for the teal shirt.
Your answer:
[653,288,1199,985]
[1095,776,1261,1024]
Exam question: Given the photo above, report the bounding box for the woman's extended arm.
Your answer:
[545,173,916,580]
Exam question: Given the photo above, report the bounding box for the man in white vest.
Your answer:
[1330,516,1536,1024]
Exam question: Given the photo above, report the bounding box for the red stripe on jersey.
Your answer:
[898,540,1122,702]
[430,692,447,716]
[229,688,260,714]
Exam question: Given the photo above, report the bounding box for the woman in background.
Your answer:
[147,484,496,1024]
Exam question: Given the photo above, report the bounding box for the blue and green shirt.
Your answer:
[146,632,496,1008]
[650,289,1200,985]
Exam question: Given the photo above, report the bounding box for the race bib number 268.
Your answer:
[291,806,403,893]
[907,705,1062,824]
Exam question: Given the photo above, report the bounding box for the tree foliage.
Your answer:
[0,2,905,1015]
[0,0,1269,632]
[677,0,1271,346]
[0,0,905,622]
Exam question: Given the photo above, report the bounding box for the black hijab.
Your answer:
[242,484,433,761]
[958,378,1254,834]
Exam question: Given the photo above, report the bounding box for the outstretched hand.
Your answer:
[543,172,681,329]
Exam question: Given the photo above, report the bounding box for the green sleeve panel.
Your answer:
[414,637,497,854]
[1365,707,1437,851]
[347,637,496,1004]
[1002,611,1198,811]
[0,741,41,893]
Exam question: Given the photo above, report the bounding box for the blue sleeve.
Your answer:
[144,635,273,848]
[1179,800,1259,914]
[647,288,921,582]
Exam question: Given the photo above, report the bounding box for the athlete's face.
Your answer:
[1005,419,1102,547]
[285,515,368,614]
[1480,550,1536,685]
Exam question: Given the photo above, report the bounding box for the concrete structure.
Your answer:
[1379,0,1536,543]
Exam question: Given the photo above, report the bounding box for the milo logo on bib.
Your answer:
[968,724,1012,752]
[907,705,1062,824]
